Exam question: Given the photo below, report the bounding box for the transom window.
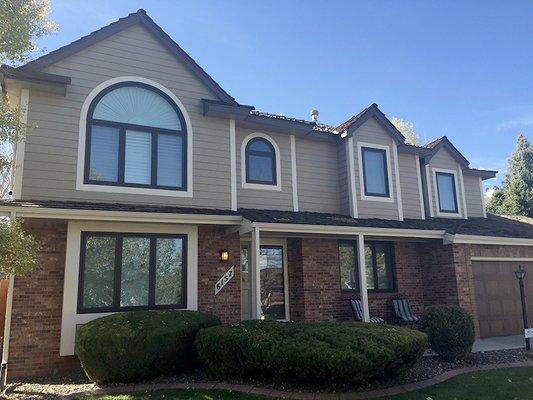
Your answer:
[85,82,187,190]
[435,171,458,213]
[361,146,390,197]
[78,232,187,313]
[338,241,396,292]
[245,137,277,185]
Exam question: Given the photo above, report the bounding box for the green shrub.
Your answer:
[76,310,220,384]
[420,305,475,361]
[195,320,427,384]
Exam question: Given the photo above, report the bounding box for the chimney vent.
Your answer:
[310,109,319,122]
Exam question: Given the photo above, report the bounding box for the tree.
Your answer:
[0,0,57,197]
[391,117,420,145]
[0,0,55,275]
[486,134,533,217]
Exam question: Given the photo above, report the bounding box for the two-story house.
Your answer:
[1,9,532,379]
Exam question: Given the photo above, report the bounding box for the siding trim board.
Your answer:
[458,168,468,219]
[392,142,404,221]
[290,135,299,211]
[12,88,30,200]
[415,155,425,220]
[356,141,394,203]
[240,132,282,191]
[425,165,435,217]
[480,177,487,218]
[229,119,237,211]
[76,76,194,198]
[346,137,358,218]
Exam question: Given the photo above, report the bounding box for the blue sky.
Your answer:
[33,1,533,189]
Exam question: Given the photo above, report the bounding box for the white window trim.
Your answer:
[60,220,198,356]
[241,132,282,191]
[76,76,193,198]
[356,141,394,203]
[432,167,462,218]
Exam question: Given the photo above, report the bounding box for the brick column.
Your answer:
[197,226,241,323]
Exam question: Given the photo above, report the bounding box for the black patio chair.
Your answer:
[349,299,384,324]
[391,298,420,326]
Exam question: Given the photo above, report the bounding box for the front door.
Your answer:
[240,243,288,320]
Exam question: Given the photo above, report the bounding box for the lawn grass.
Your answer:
[382,366,533,400]
[82,389,277,400]
[81,367,533,400]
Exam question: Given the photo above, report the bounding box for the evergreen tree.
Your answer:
[487,134,533,217]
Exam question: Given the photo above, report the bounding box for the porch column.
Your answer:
[251,226,262,319]
[357,233,370,322]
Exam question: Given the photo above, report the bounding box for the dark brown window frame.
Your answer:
[338,240,397,293]
[245,137,277,185]
[77,231,187,314]
[84,81,188,191]
[435,171,459,213]
[361,146,390,198]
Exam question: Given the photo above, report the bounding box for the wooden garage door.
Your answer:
[472,261,533,338]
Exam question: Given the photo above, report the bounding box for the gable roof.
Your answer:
[335,103,406,144]
[18,9,238,105]
[423,136,470,167]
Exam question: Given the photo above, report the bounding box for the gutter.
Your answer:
[444,233,533,246]
[0,205,243,226]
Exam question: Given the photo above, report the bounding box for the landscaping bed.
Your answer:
[5,349,529,399]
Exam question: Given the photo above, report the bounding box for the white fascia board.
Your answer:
[0,206,243,225]
[250,222,445,239]
[448,234,533,246]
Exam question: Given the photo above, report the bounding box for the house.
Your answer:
[0,9,532,379]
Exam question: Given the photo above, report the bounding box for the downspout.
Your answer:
[1,211,16,391]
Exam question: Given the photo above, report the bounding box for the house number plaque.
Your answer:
[215,265,235,295]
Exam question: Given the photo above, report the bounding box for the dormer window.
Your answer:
[357,142,393,202]
[85,82,187,190]
[435,170,459,214]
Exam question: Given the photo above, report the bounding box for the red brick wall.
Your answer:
[286,239,426,323]
[8,219,79,378]
[197,226,241,323]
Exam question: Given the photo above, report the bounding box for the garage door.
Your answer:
[472,261,533,338]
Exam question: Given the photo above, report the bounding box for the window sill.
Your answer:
[76,182,193,197]
[360,194,394,203]
[242,182,282,191]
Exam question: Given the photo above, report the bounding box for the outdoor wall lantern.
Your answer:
[219,249,230,262]
[515,265,530,351]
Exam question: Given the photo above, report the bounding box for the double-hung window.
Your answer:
[78,232,186,313]
[435,171,459,214]
[85,82,187,190]
[360,146,391,198]
[338,241,396,292]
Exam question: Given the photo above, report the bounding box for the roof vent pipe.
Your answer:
[310,109,319,122]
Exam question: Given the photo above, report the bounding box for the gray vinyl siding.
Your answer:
[21,24,232,209]
[337,141,350,215]
[236,128,293,211]
[352,118,399,220]
[464,175,485,217]
[296,138,340,213]
[427,148,465,217]
[398,153,423,219]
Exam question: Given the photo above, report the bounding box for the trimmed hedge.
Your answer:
[195,320,427,383]
[420,305,475,361]
[76,310,220,384]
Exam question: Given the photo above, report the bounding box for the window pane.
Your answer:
[125,130,152,184]
[437,173,458,212]
[89,125,119,182]
[93,86,182,130]
[248,154,274,183]
[248,139,272,152]
[157,134,183,187]
[339,243,357,290]
[260,247,285,319]
[120,237,150,307]
[363,148,388,196]
[82,236,115,309]
[375,243,394,290]
[155,238,184,306]
[364,244,374,290]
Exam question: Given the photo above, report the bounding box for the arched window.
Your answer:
[245,137,277,185]
[85,82,187,190]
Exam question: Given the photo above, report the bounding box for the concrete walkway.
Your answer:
[472,334,525,352]
[63,361,533,400]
